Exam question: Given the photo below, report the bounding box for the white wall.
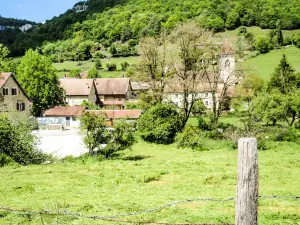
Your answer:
[164,92,214,109]
[66,96,89,106]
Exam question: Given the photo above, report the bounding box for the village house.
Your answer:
[94,78,132,109]
[87,109,142,127]
[60,78,99,106]
[0,72,31,113]
[39,106,85,128]
[130,81,151,99]
[164,40,236,110]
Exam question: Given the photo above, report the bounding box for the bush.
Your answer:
[106,63,117,71]
[103,120,136,157]
[0,154,15,167]
[0,114,48,166]
[121,62,130,71]
[95,59,103,70]
[87,68,100,78]
[292,32,300,48]
[273,128,299,143]
[176,126,208,151]
[69,69,81,78]
[137,104,182,144]
[254,36,273,53]
[197,116,212,131]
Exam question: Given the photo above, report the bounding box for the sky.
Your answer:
[0,0,80,22]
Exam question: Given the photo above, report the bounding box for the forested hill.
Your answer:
[2,0,300,57]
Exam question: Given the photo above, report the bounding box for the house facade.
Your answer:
[40,106,85,128]
[94,78,132,109]
[60,78,98,106]
[164,40,236,110]
[0,72,31,113]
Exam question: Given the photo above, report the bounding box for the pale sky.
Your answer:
[0,0,79,22]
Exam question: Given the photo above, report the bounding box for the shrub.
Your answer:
[0,114,48,166]
[68,69,81,78]
[87,68,100,78]
[292,32,300,48]
[137,104,182,144]
[121,62,130,71]
[254,36,273,53]
[176,126,208,151]
[94,59,103,70]
[106,63,117,71]
[197,116,212,131]
[103,120,136,158]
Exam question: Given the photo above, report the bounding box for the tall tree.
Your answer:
[268,54,298,94]
[17,49,65,116]
[137,31,171,104]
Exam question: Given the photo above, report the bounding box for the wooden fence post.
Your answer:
[236,138,258,225]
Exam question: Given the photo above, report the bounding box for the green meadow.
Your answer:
[0,139,299,225]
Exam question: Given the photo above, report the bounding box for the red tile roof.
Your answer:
[101,100,125,106]
[86,110,142,119]
[94,78,130,95]
[44,106,85,117]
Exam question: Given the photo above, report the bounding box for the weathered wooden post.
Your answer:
[236,138,258,225]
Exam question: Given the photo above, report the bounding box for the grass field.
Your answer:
[0,137,299,224]
[53,57,140,78]
[242,46,300,81]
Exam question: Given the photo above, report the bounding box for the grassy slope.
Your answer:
[0,140,299,224]
[53,57,140,78]
[242,46,300,81]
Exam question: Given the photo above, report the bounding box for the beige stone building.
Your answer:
[60,78,99,106]
[94,78,132,109]
[0,72,31,113]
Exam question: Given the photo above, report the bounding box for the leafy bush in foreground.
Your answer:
[138,104,182,144]
[176,126,208,151]
[0,114,48,166]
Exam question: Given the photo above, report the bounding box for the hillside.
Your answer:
[2,0,300,57]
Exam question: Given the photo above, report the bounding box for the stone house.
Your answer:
[0,72,31,113]
[164,40,236,110]
[60,78,99,106]
[94,78,132,109]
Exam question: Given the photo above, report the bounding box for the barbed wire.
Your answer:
[0,195,298,225]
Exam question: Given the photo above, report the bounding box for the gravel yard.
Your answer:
[34,129,89,158]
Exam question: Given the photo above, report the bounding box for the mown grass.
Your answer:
[242,46,300,81]
[0,138,299,225]
[53,57,140,78]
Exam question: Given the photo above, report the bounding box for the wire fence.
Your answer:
[0,195,299,225]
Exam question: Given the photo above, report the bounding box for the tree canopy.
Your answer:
[17,49,65,116]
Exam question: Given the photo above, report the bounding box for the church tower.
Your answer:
[220,40,235,82]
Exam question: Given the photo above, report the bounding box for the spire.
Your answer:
[221,39,234,55]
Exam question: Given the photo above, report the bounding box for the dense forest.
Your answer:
[1,0,300,57]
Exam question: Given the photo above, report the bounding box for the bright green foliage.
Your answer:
[176,125,207,151]
[87,68,100,78]
[94,59,102,70]
[0,44,9,61]
[106,63,117,71]
[253,90,285,126]
[0,114,48,166]
[235,74,264,102]
[191,100,206,116]
[292,32,300,48]
[17,49,65,116]
[268,54,299,94]
[254,36,273,53]
[104,120,136,158]
[80,112,135,157]
[121,62,129,71]
[68,69,81,78]
[138,104,182,144]
[80,111,108,155]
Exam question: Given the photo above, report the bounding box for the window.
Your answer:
[205,92,209,98]
[175,94,178,98]
[12,88,18,96]
[205,101,209,106]
[17,101,25,111]
[3,88,9,96]
[225,60,230,70]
